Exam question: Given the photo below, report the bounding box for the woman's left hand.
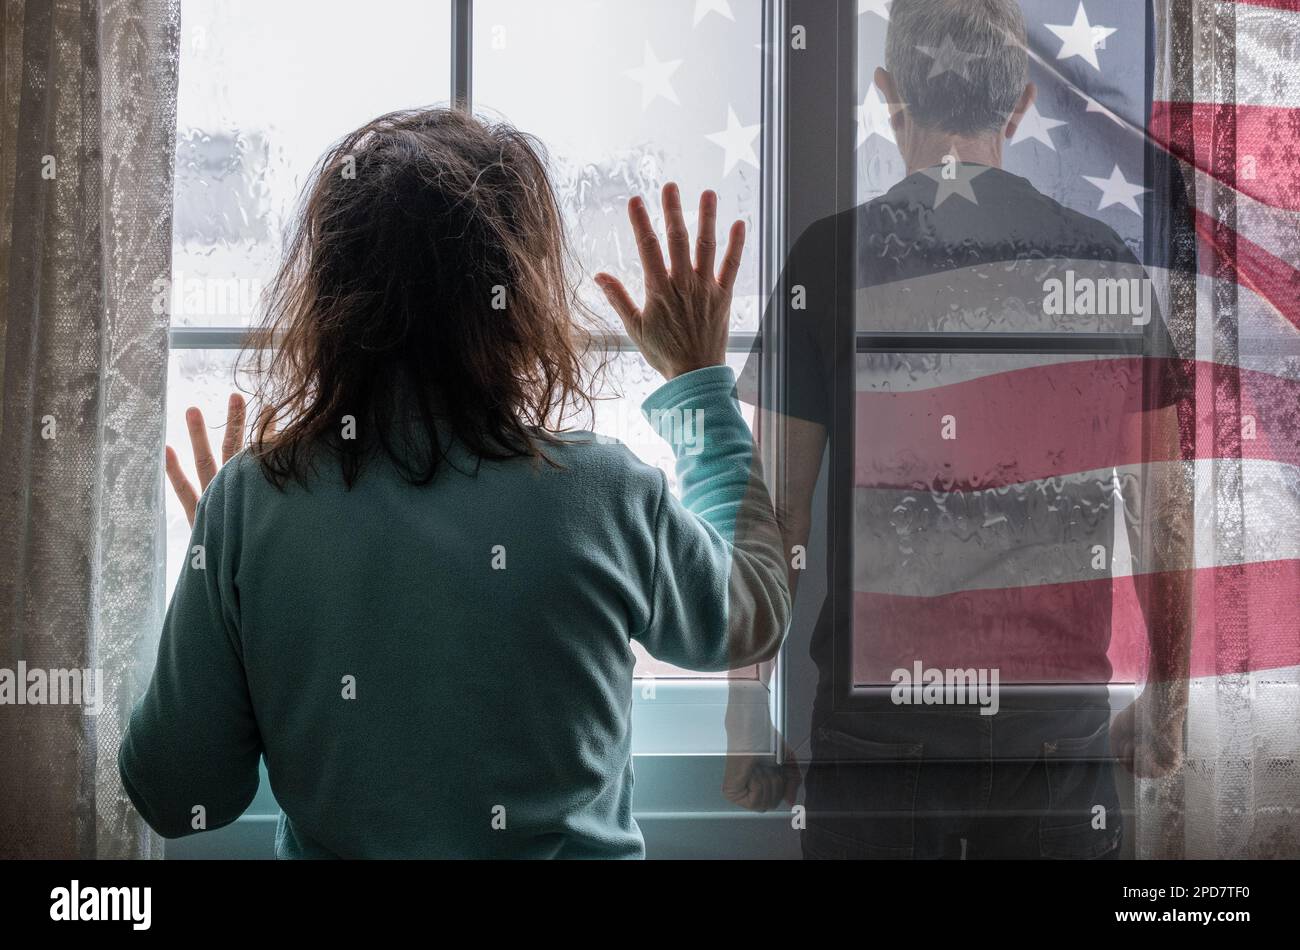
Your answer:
[166,394,245,527]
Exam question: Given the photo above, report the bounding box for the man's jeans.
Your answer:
[802,702,1122,860]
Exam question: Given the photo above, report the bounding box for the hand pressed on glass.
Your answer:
[594,183,744,382]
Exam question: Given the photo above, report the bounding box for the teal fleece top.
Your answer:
[119,366,789,858]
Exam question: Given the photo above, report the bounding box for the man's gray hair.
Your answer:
[885,0,1030,136]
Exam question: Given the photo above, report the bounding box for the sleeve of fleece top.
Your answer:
[633,365,792,672]
[118,459,262,838]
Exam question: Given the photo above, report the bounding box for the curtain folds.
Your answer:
[0,0,180,859]
[1135,0,1300,860]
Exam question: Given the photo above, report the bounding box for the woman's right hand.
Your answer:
[595,183,745,381]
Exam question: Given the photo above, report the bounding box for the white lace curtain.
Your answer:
[1135,0,1300,860]
[0,0,180,859]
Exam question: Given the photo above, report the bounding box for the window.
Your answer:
[165,0,776,749]
[845,0,1155,696]
[160,0,1172,857]
[170,0,452,330]
[471,0,764,337]
[472,0,765,678]
[167,0,452,588]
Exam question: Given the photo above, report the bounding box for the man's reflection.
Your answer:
[728,0,1193,859]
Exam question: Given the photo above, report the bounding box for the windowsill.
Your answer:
[224,678,773,821]
[630,678,772,756]
[163,678,781,857]
[163,684,1141,859]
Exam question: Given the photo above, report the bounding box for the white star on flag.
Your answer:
[858,0,891,20]
[624,42,682,109]
[921,161,991,208]
[1083,164,1148,216]
[857,84,897,146]
[1011,101,1067,150]
[1046,2,1117,72]
[694,0,734,26]
[916,34,984,81]
[707,106,761,176]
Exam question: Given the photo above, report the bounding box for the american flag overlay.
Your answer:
[3,0,1296,873]
[845,0,1298,682]
[761,0,1300,859]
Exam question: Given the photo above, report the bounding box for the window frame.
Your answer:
[165,0,787,763]
[806,0,1160,734]
[162,0,1159,857]
[165,0,1159,757]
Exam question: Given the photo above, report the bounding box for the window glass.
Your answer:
[474,0,765,679]
[849,3,1156,687]
[851,351,1143,686]
[171,0,452,326]
[855,0,1149,240]
[168,2,763,681]
[473,0,764,334]
[164,350,253,593]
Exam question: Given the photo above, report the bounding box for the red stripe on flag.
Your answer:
[1151,102,1300,212]
[852,559,1300,685]
[1223,0,1300,11]
[1110,560,1300,681]
[855,359,1297,491]
[1194,208,1300,332]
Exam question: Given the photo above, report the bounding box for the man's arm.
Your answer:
[722,410,825,810]
[722,212,839,810]
[1114,398,1195,777]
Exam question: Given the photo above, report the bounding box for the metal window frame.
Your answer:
[164,0,1156,756]
[164,0,1164,856]
[164,0,788,763]
[451,0,472,110]
[802,2,1157,724]
[168,327,760,352]
[755,0,789,763]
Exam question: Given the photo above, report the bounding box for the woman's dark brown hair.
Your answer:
[243,107,599,489]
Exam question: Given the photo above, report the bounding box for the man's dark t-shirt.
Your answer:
[739,163,1187,712]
